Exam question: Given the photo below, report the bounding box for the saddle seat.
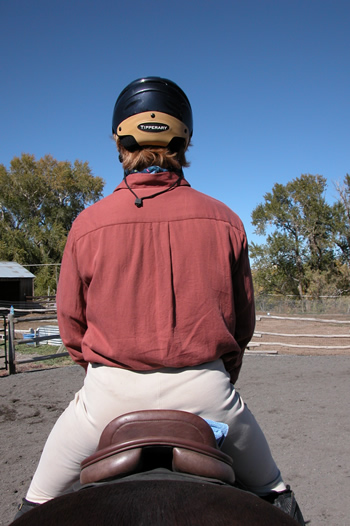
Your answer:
[80,410,235,485]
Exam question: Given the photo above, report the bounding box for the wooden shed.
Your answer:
[0,262,35,303]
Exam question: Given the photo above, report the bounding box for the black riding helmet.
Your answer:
[112,77,193,151]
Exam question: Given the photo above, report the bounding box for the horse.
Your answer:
[11,410,298,525]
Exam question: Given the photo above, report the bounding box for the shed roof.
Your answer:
[0,261,35,279]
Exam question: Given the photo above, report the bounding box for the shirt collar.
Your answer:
[114,169,191,193]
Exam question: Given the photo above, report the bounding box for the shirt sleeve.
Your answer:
[56,228,89,371]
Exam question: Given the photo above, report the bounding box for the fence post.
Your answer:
[7,312,16,375]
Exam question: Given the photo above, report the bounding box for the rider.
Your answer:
[15,77,305,524]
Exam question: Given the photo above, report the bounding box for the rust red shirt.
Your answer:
[56,171,255,384]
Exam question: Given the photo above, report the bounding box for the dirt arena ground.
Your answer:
[0,315,349,525]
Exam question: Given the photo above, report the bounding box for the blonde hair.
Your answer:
[114,136,190,172]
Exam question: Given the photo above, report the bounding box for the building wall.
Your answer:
[0,278,34,302]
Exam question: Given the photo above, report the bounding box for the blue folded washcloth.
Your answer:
[204,418,229,447]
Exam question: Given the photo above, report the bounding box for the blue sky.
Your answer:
[1,0,349,245]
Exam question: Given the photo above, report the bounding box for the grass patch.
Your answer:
[17,343,62,354]
[15,343,72,367]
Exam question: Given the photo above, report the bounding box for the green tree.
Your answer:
[0,153,104,295]
[332,174,350,266]
[250,174,338,298]
[250,232,303,296]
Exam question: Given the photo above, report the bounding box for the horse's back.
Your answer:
[11,479,297,525]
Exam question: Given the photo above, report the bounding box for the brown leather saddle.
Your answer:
[80,410,235,485]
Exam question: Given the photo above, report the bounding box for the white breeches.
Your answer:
[26,360,285,503]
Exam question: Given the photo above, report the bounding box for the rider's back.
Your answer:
[56,170,255,383]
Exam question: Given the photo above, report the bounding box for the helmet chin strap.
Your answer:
[123,169,183,208]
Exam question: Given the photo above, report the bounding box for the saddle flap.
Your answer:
[81,447,143,485]
[172,447,235,484]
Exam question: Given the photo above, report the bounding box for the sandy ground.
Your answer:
[0,315,350,525]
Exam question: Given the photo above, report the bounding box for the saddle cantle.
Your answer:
[80,410,235,485]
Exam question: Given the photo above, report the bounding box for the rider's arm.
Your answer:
[222,229,255,385]
[56,228,89,371]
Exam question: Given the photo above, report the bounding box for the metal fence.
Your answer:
[255,295,350,315]
[6,310,68,374]
[0,314,8,371]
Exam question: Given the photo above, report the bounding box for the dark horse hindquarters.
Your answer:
[11,472,298,526]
